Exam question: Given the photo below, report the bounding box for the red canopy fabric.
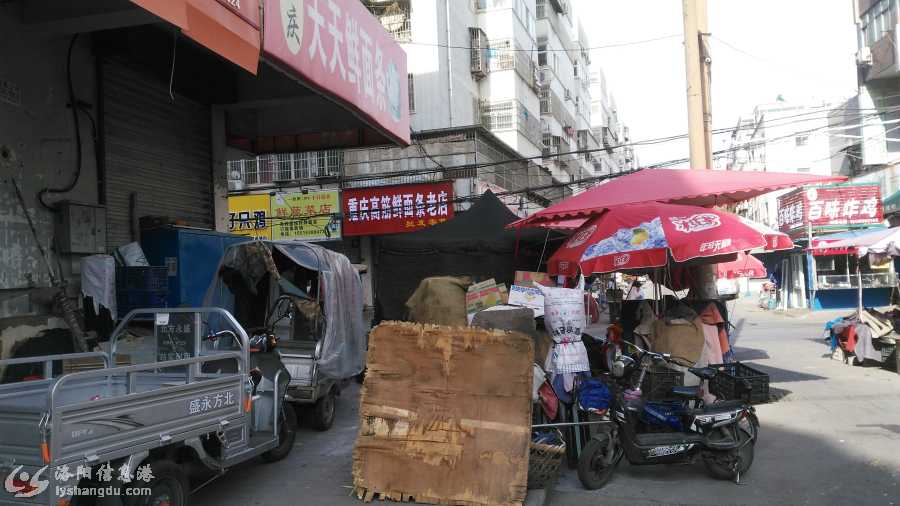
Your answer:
[548,202,768,276]
[515,168,846,226]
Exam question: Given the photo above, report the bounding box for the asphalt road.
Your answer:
[193,300,900,506]
[553,301,900,506]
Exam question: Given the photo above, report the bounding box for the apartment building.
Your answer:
[227,0,634,201]
[724,101,841,226]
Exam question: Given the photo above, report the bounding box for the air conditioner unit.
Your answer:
[857,46,873,66]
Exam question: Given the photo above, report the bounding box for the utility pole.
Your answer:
[683,0,713,170]
[682,0,718,298]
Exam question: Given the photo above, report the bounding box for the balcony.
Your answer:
[859,29,900,82]
[539,84,575,131]
[489,39,538,89]
[227,151,342,190]
[480,99,543,149]
[366,1,411,42]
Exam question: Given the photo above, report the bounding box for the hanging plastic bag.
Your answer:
[538,276,590,373]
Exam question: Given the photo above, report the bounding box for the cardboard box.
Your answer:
[353,322,533,506]
[514,271,555,289]
[507,285,544,317]
[466,278,503,316]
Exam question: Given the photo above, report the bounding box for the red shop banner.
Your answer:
[777,185,883,232]
[342,182,454,236]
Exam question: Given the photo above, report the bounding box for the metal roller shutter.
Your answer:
[103,60,213,248]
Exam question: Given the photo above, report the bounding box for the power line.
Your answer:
[401,34,682,53]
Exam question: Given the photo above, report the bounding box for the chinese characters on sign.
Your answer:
[228,194,272,239]
[341,182,454,236]
[264,0,410,145]
[777,185,883,232]
[271,190,341,241]
[155,313,196,362]
[188,391,238,415]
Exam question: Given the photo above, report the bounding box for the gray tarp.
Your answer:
[204,241,366,380]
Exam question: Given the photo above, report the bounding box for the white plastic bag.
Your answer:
[537,276,590,374]
[537,276,585,344]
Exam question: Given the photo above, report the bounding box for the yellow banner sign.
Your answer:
[271,190,341,241]
[228,194,271,239]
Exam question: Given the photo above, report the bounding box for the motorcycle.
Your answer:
[577,342,757,489]
[203,295,298,462]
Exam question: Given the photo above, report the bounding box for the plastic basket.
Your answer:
[117,289,168,316]
[639,367,684,401]
[116,266,168,291]
[527,430,566,489]
[710,362,769,404]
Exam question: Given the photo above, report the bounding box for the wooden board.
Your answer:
[353,322,534,506]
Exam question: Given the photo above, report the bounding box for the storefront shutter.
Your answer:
[102,60,213,249]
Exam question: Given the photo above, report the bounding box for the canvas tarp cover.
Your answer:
[204,240,367,380]
[376,191,556,322]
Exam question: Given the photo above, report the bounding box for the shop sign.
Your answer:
[228,194,272,239]
[342,182,453,236]
[777,185,883,232]
[263,0,410,145]
[271,190,341,241]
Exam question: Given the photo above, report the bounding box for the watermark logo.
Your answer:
[4,465,48,498]
[5,463,154,500]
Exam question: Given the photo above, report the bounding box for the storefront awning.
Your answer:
[884,190,900,215]
[514,169,846,227]
[261,0,411,146]
[131,0,260,74]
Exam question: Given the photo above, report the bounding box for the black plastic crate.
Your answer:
[881,343,896,368]
[710,362,769,404]
[639,367,684,400]
[117,289,168,316]
[116,266,168,291]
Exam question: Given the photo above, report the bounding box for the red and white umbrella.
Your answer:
[738,216,793,251]
[716,251,767,279]
[548,202,772,276]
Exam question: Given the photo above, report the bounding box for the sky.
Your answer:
[574,0,860,167]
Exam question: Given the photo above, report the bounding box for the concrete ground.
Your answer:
[553,300,900,506]
[193,299,900,506]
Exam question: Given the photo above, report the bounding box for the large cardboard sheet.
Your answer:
[353,322,533,506]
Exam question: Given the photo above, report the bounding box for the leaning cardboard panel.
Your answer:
[353,322,534,506]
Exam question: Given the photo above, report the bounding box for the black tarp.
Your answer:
[375,191,562,322]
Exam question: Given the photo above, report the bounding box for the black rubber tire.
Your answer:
[123,460,188,506]
[311,390,336,431]
[703,425,755,480]
[577,433,620,490]
[261,402,298,462]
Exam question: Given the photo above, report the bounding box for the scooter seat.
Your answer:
[689,366,718,381]
[670,385,701,398]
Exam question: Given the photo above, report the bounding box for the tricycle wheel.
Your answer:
[124,460,188,506]
[311,389,336,431]
[261,402,298,462]
[577,433,621,490]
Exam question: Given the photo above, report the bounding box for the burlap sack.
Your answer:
[405,276,471,326]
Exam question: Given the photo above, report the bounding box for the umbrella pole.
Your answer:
[857,264,864,317]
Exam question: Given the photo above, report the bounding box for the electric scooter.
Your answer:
[577,343,757,490]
